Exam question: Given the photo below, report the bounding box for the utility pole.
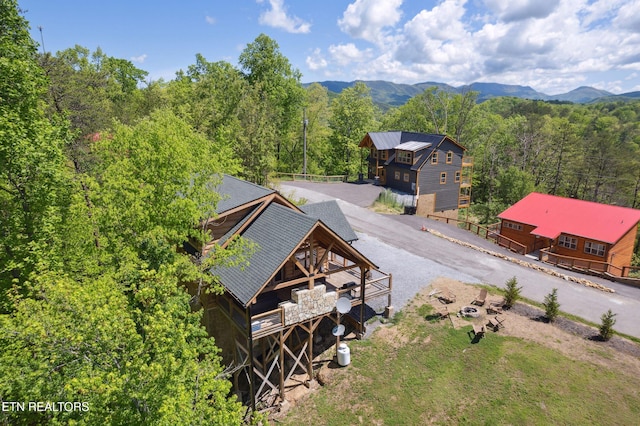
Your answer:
[302,109,308,176]
[38,26,46,54]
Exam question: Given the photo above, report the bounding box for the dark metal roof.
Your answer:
[211,203,317,306]
[366,131,447,151]
[215,175,274,214]
[300,200,358,243]
[367,131,402,150]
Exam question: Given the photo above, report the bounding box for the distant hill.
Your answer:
[303,80,631,107]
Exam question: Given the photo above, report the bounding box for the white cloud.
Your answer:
[306,48,327,70]
[305,0,640,93]
[205,15,216,25]
[130,54,147,64]
[484,0,560,23]
[328,43,373,66]
[338,0,403,45]
[613,0,640,32]
[257,0,311,34]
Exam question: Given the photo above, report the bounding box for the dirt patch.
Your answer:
[426,277,640,375]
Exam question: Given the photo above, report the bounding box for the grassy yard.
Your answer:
[278,297,640,425]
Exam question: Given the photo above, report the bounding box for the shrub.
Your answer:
[599,309,617,341]
[503,276,522,308]
[543,288,560,322]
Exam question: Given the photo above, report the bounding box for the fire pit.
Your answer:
[460,306,480,318]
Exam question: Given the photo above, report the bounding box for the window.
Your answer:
[431,152,438,164]
[380,150,388,161]
[403,172,410,183]
[503,221,523,231]
[558,235,577,250]
[446,151,453,164]
[394,171,400,180]
[584,241,605,256]
[440,172,446,184]
[370,148,377,159]
[455,171,461,183]
[396,150,412,164]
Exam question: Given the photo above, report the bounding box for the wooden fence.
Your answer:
[425,214,527,255]
[273,173,347,183]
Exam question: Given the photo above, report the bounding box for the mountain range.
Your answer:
[305,80,640,107]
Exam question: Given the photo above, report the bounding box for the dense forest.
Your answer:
[1,0,639,423]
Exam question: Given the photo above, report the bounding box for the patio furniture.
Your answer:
[487,315,505,331]
[436,306,449,320]
[438,288,456,304]
[471,323,486,339]
[487,300,504,314]
[471,289,488,306]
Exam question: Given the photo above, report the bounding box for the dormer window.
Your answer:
[396,150,413,164]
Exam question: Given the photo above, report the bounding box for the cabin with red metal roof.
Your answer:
[498,193,640,277]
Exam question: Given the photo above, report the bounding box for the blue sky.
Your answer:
[20,0,640,95]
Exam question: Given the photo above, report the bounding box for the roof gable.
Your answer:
[215,175,275,214]
[498,193,640,244]
[300,200,358,242]
[212,203,317,305]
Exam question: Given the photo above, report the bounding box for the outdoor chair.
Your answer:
[487,300,504,314]
[438,287,456,304]
[472,289,488,306]
[487,315,505,331]
[436,306,449,320]
[470,323,485,340]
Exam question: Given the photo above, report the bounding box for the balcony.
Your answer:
[247,261,392,339]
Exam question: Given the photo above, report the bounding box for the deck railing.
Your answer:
[539,248,626,277]
[425,214,526,254]
[249,267,392,338]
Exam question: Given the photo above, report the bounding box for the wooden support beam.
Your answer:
[314,242,334,273]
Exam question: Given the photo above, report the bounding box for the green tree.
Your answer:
[599,309,617,341]
[0,0,70,292]
[503,276,522,308]
[238,34,305,174]
[302,83,332,174]
[543,288,560,323]
[328,82,377,178]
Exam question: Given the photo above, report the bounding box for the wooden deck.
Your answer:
[250,266,392,339]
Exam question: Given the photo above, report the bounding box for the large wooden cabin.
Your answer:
[498,192,640,277]
[185,175,392,411]
[359,131,472,219]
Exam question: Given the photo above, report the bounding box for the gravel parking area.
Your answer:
[351,232,480,313]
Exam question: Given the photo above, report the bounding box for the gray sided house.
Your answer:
[359,131,472,218]
[184,175,392,412]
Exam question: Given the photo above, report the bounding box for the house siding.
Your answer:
[386,165,416,193]
[499,221,538,252]
[608,225,638,275]
[417,140,464,211]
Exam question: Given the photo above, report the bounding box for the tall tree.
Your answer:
[238,34,305,174]
[328,82,377,178]
[0,0,70,291]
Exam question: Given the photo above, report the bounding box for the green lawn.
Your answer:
[279,302,640,425]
